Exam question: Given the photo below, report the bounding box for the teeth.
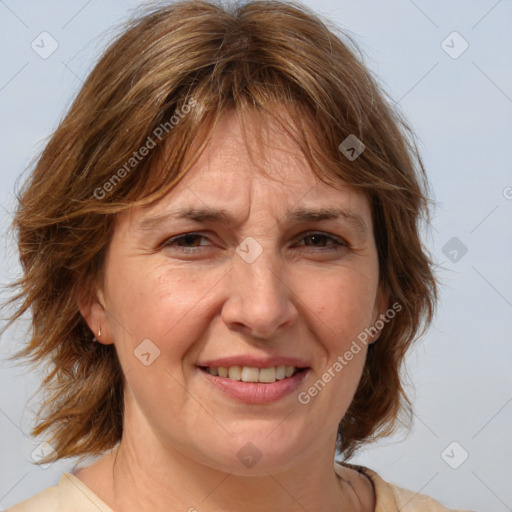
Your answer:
[206,365,299,383]
[228,366,241,380]
[275,365,286,380]
[241,367,259,382]
[258,367,276,383]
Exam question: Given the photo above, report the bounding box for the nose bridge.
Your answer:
[222,238,297,338]
[239,242,283,297]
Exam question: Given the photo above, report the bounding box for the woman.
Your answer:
[4,1,473,511]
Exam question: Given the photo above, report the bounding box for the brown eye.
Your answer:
[161,233,212,252]
[298,232,346,251]
[173,234,204,247]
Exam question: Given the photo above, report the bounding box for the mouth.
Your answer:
[197,364,310,404]
[198,365,307,383]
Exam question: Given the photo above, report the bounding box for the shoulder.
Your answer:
[6,482,61,512]
[6,473,114,512]
[334,461,375,510]
[334,462,477,512]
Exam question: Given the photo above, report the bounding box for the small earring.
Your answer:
[97,327,102,338]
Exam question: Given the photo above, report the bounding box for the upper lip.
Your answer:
[197,356,310,369]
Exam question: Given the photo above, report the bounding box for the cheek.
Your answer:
[104,257,224,362]
[103,261,221,413]
[300,269,376,414]
[300,265,379,345]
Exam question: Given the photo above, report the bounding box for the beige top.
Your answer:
[7,463,475,512]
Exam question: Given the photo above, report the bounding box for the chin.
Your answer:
[192,436,308,476]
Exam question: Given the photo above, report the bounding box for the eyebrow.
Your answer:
[137,206,368,235]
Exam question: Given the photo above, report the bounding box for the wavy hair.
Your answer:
[4,0,437,462]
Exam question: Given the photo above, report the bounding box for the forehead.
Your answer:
[180,109,316,187]
[124,109,373,228]
[175,109,364,198]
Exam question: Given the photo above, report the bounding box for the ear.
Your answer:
[77,280,115,346]
[369,285,389,344]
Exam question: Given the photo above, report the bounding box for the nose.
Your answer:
[221,246,299,340]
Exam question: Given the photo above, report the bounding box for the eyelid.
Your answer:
[295,231,348,247]
[160,230,348,251]
[160,232,211,249]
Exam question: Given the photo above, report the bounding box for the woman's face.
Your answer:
[92,110,386,474]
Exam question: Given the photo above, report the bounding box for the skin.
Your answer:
[78,109,386,512]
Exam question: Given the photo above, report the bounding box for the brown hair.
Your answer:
[4,0,437,462]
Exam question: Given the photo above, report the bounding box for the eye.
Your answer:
[161,233,212,252]
[296,232,347,251]
[160,231,348,255]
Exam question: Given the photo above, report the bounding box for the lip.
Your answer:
[199,366,310,404]
[197,356,310,369]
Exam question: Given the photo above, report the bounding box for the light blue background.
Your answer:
[1,1,511,510]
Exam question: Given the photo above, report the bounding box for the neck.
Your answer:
[74,396,371,512]
[107,437,365,512]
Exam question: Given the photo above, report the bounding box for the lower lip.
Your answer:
[199,368,309,404]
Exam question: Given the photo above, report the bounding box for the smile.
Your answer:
[200,365,303,383]
[198,365,310,404]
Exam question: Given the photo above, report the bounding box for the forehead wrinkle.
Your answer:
[136,206,238,233]
[285,207,368,235]
[136,203,369,239]
[226,106,315,185]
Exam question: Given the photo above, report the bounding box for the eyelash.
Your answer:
[161,231,347,253]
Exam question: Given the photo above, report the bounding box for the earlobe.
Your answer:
[92,325,102,342]
[89,297,115,346]
[77,285,114,345]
